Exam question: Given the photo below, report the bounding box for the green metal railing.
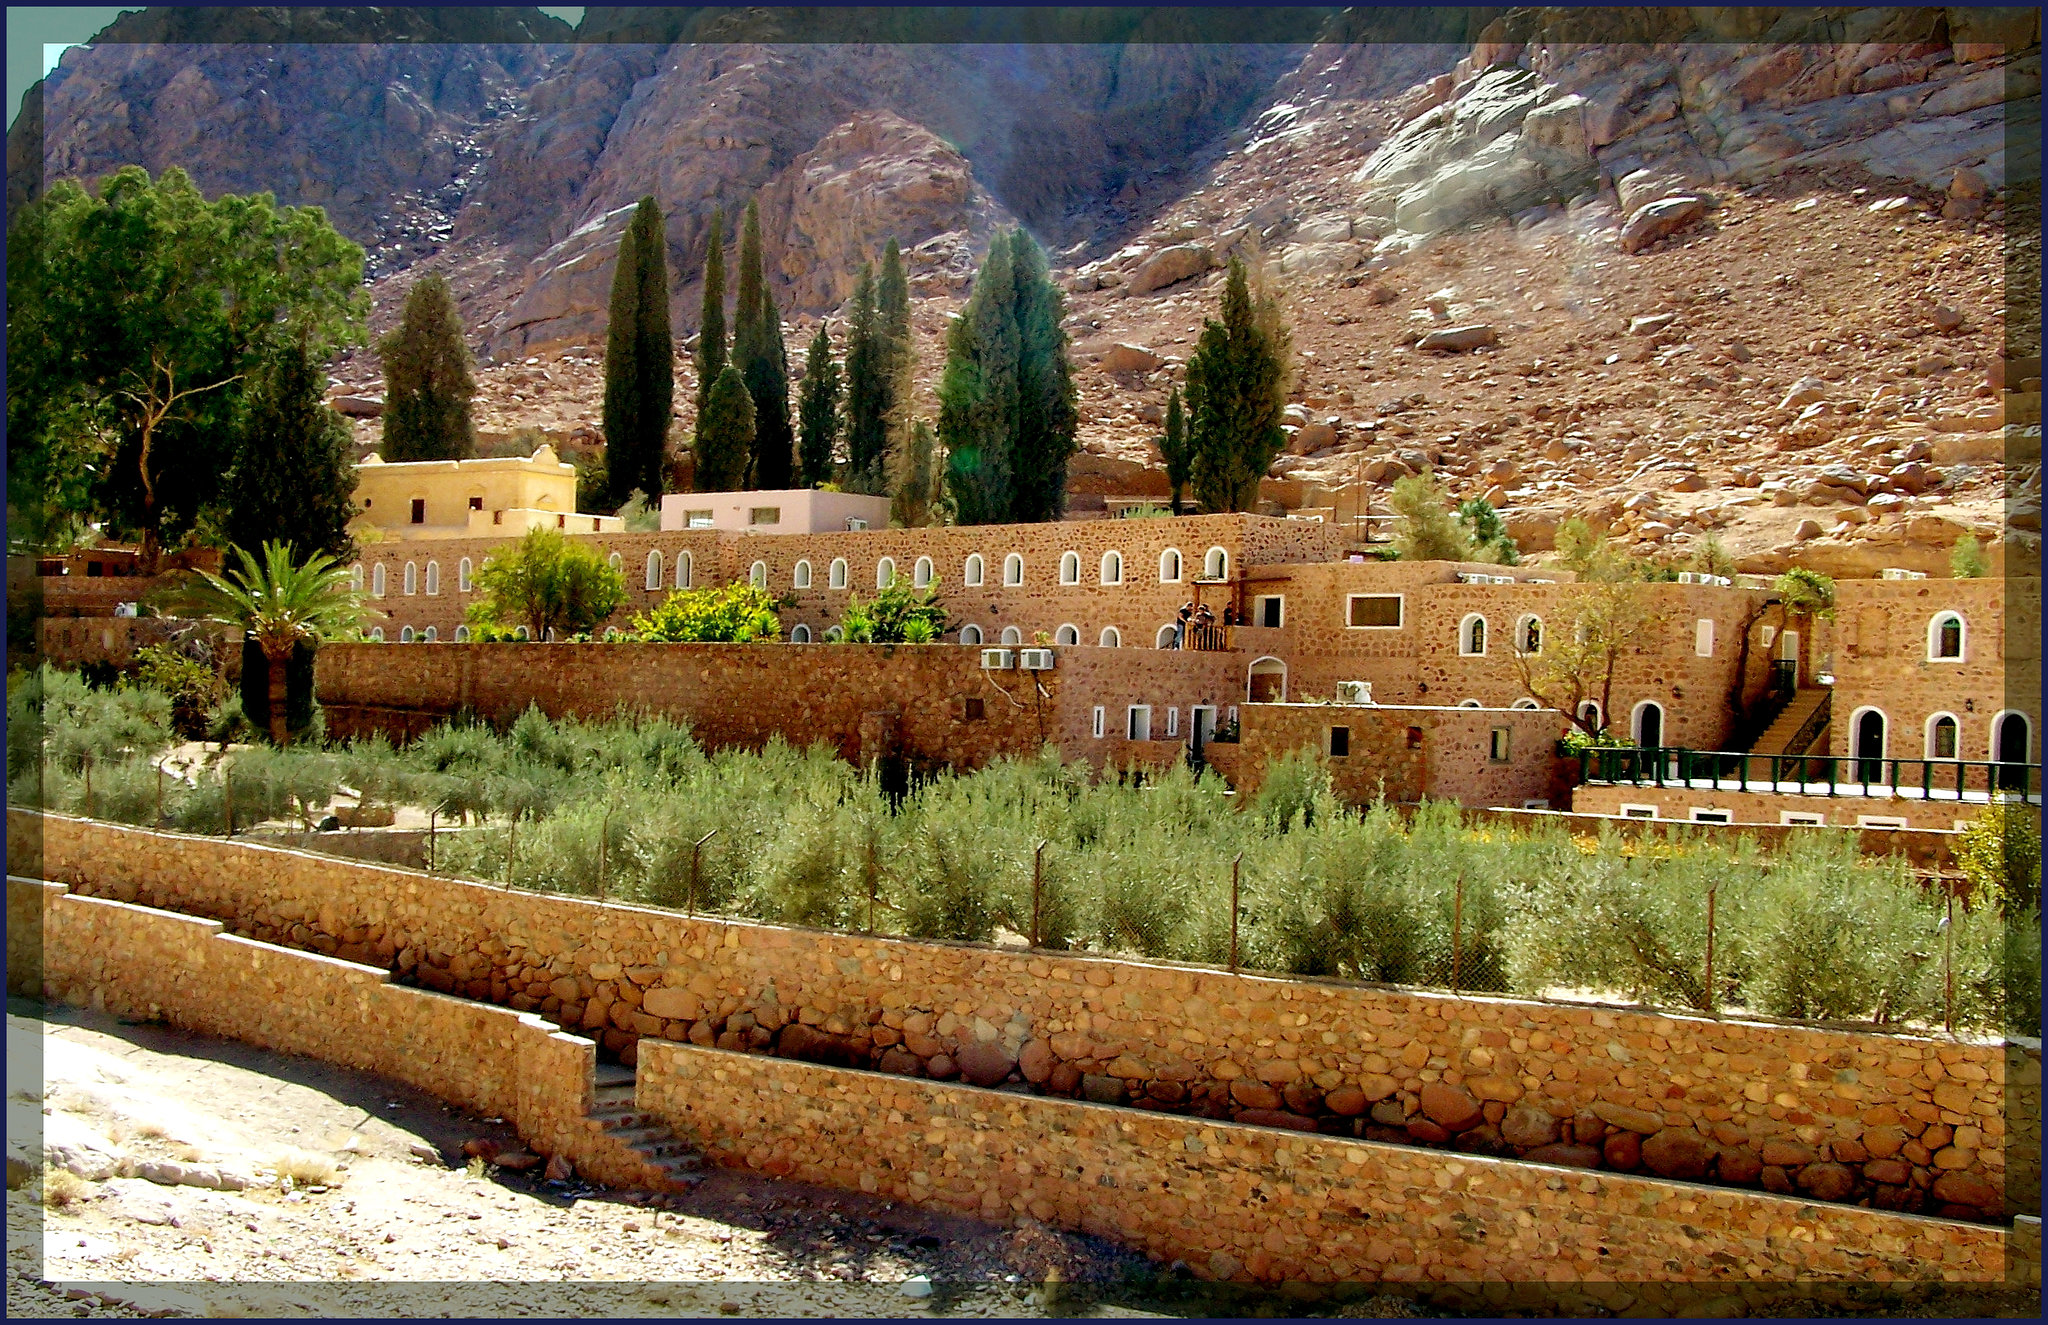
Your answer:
[1580,746,2042,802]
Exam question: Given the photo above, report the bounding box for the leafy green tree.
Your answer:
[1184,257,1288,513]
[835,571,949,643]
[693,364,755,491]
[843,263,889,489]
[156,541,367,746]
[731,200,794,490]
[796,323,841,487]
[1456,497,1519,565]
[1159,387,1191,515]
[1389,474,1474,561]
[1950,532,1990,579]
[7,165,368,568]
[629,583,784,642]
[379,273,476,462]
[1956,801,2041,915]
[602,196,675,507]
[612,489,662,532]
[693,206,727,430]
[464,526,627,642]
[223,330,357,561]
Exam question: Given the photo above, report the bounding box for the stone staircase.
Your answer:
[580,1061,706,1192]
[1749,687,1832,758]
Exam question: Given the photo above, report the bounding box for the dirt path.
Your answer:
[6,1000,1168,1319]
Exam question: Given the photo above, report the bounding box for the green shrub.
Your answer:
[629,584,784,643]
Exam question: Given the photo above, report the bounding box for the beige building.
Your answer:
[351,446,620,542]
[659,489,892,535]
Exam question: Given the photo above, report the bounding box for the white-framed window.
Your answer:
[960,624,983,645]
[793,559,812,589]
[1577,700,1604,730]
[454,625,470,642]
[403,561,418,596]
[824,625,844,642]
[1632,700,1666,748]
[1055,624,1080,646]
[914,556,934,588]
[1253,595,1284,629]
[877,557,896,589]
[608,552,622,572]
[750,560,768,589]
[1857,815,1909,830]
[791,624,812,643]
[1489,727,1512,762]
[425,561,440,595]
[1521,798,1550,810]
[1459,614,1487,656]
[1849,706,1888,770]
[1928,612,1965,661]
[1203,547,1229,580]
[458,557,473,593]
[1003,553,1025,586]
[676,551,693,589]
[1620,803,1658,819]
[1458,698,1483,709]
[683,509,714,529]
[1348,594,1402,628]
[964,553,985,587]
[1512,698,1541,710]
[830,558,849,589]
[369,626,385,641]
[1927,713,1961,760]
[1166,707,1180,737]
[1694,619,1714,657]
[1160,548,1183,583]
[604,627,621,641]
[1780,811,1826,826]
[1099,626,1121,647]
[1092,706,1107,739]
[515,626,530,641]
[1101,551,1123,585]
[425,626,440,642]
[1689,807,1732,823]
[400,625,415,643]
[1516,614,1543,655]
[646,551,664,590]
[748,506,781,527]
[1059,551,1081,585]
[1001,626,1023,645]
[372,563,387,598]
[1156,623,1179,648]
[1992,710,2034,763]
[349,563,364,592]
[1127,705,1152,741]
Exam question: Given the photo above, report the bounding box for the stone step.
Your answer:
[594,1109,661,1131]
[594,1063,637,1088]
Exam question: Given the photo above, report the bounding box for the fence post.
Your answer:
[687,829,716,916]
[223,764,234,837]
[1450,872,1465,994]
[1227,852,1242,972]
[1703,884,1718,1014]
[1943,889,1955,1036]
[156,762,165,823]
[83,755,94,820]
[428,808,438,873]
[1030,840,1047,949]
[596,808,610,901]
[865,828,879,935]
[505,817,517,889]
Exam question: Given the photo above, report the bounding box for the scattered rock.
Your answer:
[1793,518,1824,541]
[493,1151,542,1172]
[1619,196,1707,253]
[1930,305,1964,333]
[1628,313,1678,337]
[1099,343,1166,374]
[1415,324,1498,353]
[1126,244,1216,295]
[543,1154,574,1183]
[329,394,385,418]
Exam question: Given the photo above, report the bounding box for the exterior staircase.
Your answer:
[581,1061,706,1192]
[1749,687,1833,758]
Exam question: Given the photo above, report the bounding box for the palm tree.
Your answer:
[157,541,368,746]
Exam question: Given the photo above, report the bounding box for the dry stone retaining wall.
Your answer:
[11,811,2033,1224]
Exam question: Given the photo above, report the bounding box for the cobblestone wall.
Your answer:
[1571,783,2013,831]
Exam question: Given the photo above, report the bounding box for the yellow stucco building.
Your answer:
[350,446,621,541]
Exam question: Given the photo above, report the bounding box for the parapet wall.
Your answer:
[1571,782,2010,833]
[12,810,2031,1224]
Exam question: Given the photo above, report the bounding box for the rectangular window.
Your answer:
[1166,707,1180,737]
[748,507,782,526]
[1856,816,1908,830]
[1092,706,1106,739]
[1127,706,1152,741]
[469,496,483,511]
[686,510,715,529]
[1348,594,1402,628]
[1689,808,1733,824]
[1521,798,1550,810]
[556,514,566,528]
[410,498,426,524]
[493,510,504,525]
[1329,725,1350,758]
[1227,705,1238,727]
[1694,619,1715,657]
[1257,595,1284,629]
[962,697,985,721]
[1780,812,1826,826]
[1620,804,1659,819]
[1489,727,1511,762]
[1406,726,1423,750]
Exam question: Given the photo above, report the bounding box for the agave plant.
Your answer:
[156,541,367,746]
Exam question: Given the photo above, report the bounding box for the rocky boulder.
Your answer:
[1126,244,1217,295]
[1099,343,1167,374]
[1619,196,1708,253]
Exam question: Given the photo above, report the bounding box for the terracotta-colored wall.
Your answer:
[1570,782,2025,833]
[1229,703,1570,808]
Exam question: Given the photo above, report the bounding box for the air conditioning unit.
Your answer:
[1017,648,1055,671]
[980,648,1016,670]
[113,602,138,618]
[1879,567,1926,580]
[1335,680,1373,704]
[1677,571,1705,584]
[846,517,869,531]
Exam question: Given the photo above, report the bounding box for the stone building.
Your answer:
[350,445,620,542]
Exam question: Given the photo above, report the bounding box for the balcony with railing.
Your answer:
[1577,746,2042,804]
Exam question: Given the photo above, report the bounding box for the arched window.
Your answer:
[349,563,363,592]
[515,626,530,641]
[604,627,621,641]
[646,551,664,591]
[791,623,812,643]
[400,625,415,643]
[1101,551,1123,585]
[1204,547,1229,580]
[824,625,845,643]
[1512,698,1541,710]
[676,551,693,589]
[964,554,985,587]
[1099,626,1122,647]
[1001,625,1023,645]
[403,562,418,596]
[829,558,849,589]
[372,563,387,598]
[913,556,934,588]
[1994,711,2033,786]
[1457,698,1483,709]
[454,625,470,642]
[793,559,812,589]
[422,626,438,642]
[1059,552,1081,585]
[959,624,983,645]
[1247,656,1286,703]
[750,560,768,589]
[1160,548,1183,583]
[877,557,897,588]
[1929,612,1965,661]
[369,627,385,642]
[1516,615,1542,655]
[1632,700,1665,749]
[1852,707,1887,782]
[1459,614,1487,656]
[1003,554,1024,586]
[1156,624,1179,649]
[1055,624,1080,645]
[425,561,440,595]
[608,552,623,572]
[458,558,472,593]
[1927,713,1961,760]
[1576,700,1603,731]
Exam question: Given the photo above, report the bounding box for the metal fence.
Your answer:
[1579,746,2043,803]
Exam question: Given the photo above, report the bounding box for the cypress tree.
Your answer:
[602,195,674,508]
[796,323,841,487]
[937,232,1020,526]
[875,236,919,501]
[1007,230,1078,523]
[224,330,357,560]
[843,263,888,488]
[731,200,794,490]
[1184,256,1287,513]
[693,206,727,431]
[1159,386,1191,515]
[878,237,911,351]
[693,364,755,492]
[890,418,943,528]
[378,273,476,460]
